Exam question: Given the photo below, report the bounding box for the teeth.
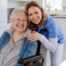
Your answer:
[17,24,24,28]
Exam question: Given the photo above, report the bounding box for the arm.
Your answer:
[39,16,59,53]
[39,34,58,53]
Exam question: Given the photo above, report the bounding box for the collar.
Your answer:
[6,28,31,40]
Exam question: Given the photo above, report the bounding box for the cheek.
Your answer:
[26,23,28,28]
[12,22,17,29]
[24,22,28,28]
[38,12,42,17]
[40,13,42,19]
[39,15,42,20]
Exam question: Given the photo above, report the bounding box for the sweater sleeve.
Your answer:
[39,34,58,53]
[38,16,58,53]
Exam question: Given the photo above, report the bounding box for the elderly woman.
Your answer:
[0,9,37,66]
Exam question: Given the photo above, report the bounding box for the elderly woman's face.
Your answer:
[12,12,27,33]
[28,6,42,25]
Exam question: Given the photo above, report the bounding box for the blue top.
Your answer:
[37,16,64,44]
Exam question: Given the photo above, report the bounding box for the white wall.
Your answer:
[0,0,9,36]
[53,17,66,44]
[8,0,43,8]
[8,0,28,8]
[63,0,66,4]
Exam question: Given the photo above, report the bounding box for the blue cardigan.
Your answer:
[0,32,38,66]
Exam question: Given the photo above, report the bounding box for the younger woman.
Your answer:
[25,1,64,66]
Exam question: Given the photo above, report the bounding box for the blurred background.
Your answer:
[0,0,66,66]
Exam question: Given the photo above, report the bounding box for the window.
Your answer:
[43,0,63,12]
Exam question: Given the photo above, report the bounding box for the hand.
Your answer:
[27,31,41,41]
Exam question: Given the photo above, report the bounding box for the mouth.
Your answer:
[32,19,39,24]
[33,17,39,22]
[17,24,25,28]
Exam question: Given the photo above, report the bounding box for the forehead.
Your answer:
[28,6,41,13]
[14,12,27,19]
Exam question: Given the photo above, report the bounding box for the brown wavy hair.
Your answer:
[25,1,47,30]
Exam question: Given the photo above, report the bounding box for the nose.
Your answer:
[32,14,37,19]
[18,20,23,25]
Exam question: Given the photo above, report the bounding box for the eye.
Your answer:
[28,13,32,16]
[16,19,20,21]
[22,20,26,22]
[35,11,38,14]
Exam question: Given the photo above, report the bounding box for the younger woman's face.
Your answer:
[28,6,42,25]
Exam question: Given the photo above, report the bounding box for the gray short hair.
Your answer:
[10,8,25,22]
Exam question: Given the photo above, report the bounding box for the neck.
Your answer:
[12,31,26,43]
[14,31,25,36]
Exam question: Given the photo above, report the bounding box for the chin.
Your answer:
[34,21,40,25]
[19,30,24,33]
[20,29,26,33]
[16,27,26,33]
[35,23,40,25]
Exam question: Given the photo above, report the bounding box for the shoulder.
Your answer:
[44,16,59,38]
[46,16,54,22]
[0,31,10,43]
[1,31,10,39]
[45,16,56,28]
[44,16,59,32]
[0,31,10,49]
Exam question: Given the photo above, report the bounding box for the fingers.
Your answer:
[27,31,40,41]
[27,34,37,41]
[32,31,36,34]
[27,34,34,41]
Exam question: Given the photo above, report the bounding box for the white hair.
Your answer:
[10,8,26,22]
